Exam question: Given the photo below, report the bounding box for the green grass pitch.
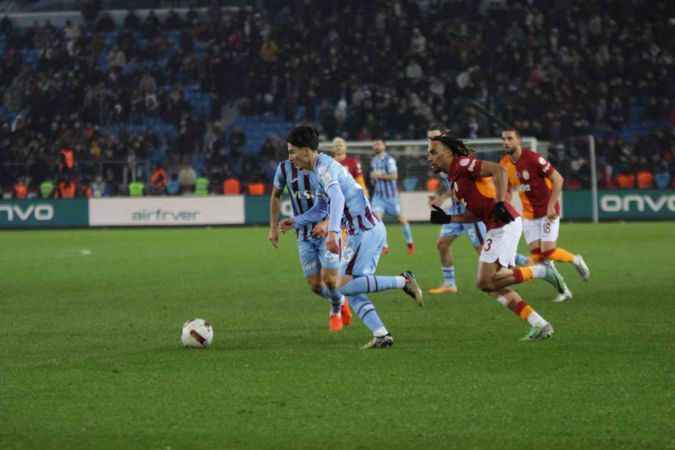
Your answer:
[1,223,673,450]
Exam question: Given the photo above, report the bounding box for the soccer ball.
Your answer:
[181,318,214,348]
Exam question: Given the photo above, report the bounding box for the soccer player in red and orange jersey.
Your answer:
[331,137,369,198]
[428,133,567,340]
[499,128,590,302]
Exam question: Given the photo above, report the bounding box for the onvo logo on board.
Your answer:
[600,194,675,213]
[131,209,200,222]
[0,204,54,221]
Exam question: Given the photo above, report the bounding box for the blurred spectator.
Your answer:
[57,178,77,198]
[148,164,168,195]
[178,161,196,194]
[0,1,670,195]
[167,173,180,195]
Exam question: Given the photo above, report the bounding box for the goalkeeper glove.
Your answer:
[430,205,453,224]
[493,201,515,224]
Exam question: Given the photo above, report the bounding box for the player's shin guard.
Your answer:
[543,247,575,263]
[512,265,547,283]
[402,223,413,244]
[321,286,343,314]
[349,294,388,337]
[340,276,406,296]
[508,299,547,328]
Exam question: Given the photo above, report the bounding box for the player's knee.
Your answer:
[476,277,493,292]
[436,238,449,252]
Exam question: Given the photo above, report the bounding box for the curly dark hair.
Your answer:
[429,132,473,157]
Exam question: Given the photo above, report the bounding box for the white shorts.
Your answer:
[523,217,560,244]
[479,217,522,267]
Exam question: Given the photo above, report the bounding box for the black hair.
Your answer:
[502,126,520,137]
[287,126,319,150]
[430,132,473,157]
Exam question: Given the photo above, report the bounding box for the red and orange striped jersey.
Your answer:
[340,156,363,179]
[499,149,558,220]
[339,156,369,196]
[447,155,519,230]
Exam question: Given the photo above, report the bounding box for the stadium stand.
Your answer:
[0,0,672,197]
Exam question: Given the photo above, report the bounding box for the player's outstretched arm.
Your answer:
[324,183,345,254]
[293,194,329,229]
[547,169,564,219]
[268,187,282,248]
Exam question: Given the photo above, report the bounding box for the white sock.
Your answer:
[526,310,548,327]
[532,264,547,278]
[373,326,388,337]
[496,295,509,307]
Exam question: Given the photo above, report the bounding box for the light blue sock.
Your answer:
[349,294,387,336]
[515,254,530,266]
[320,286,343,314]
[442,266,456,287]
[402,223,413,244]
[341,276,406,296]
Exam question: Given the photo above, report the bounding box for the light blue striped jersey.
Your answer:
[371,152,398,198]
[439,172,466,215]
[273,160,321,240]
[314,153,378,235]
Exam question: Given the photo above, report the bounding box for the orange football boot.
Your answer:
[329,313,343,332]
[341,298,353,327]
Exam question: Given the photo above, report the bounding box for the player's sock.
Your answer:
[512,265,547,283]
[349,294,388,337]
[543,247,575,263]
[402,223,413,244]
[509,300,548,327]
[318,286,341,304]
[530,248,543,263]
[322,286,343,314]
[340,276,406,296]
[515,253,530,266]
[442,266,456,287]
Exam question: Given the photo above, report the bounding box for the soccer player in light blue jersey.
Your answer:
[279,126,423,349]
[370,140,415,255]
[268,159,352,326]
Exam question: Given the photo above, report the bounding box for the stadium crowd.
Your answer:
[0,0,672,198]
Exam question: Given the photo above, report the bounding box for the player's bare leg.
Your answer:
[430,235,459,294]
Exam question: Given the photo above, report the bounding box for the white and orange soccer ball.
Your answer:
[181,318,214,348]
